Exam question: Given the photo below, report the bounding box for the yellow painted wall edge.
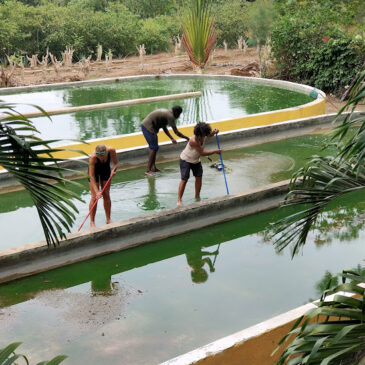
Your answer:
[0,98,325,165]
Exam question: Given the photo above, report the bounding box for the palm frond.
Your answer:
[271,157,365,257]
[275,270,365,365]
[271,69,365,257]
[181,0,217,69]
[0,102,85,246]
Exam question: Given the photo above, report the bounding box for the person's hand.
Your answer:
[111,167,117,177]
[96,191,103,199]
[213,128,219,135]
[216,149,222,155]
[171,139,177,144]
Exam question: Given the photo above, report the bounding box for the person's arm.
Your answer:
[109,147,118,175]
[162,125,177,144]
[89,156,102,198]
[190,138,221,157]
[171,125,190,141]
[202,257,215,272]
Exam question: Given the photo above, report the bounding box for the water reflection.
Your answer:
[24,78,312,141]
[139,176,162,211]
[185,244,220,283]
[309,264,365,301]
[262,192,365,248]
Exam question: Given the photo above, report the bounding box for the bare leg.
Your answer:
[101,180,112,224]
[146,149,157,175]
[150,149,160,172]
[88,181,99,228]
[177,179,187,206]
[195,176,202,200]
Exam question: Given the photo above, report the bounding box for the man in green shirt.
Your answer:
[141,106,189,176]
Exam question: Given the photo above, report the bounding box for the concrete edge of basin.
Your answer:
[159,284,364,365]
[0,74,325,96]
[159,301,316,365]
[0,179,290,284]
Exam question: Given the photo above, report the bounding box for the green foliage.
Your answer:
[0,102,85,246]
[0,0,143,59]
[271,0,365,94]
[213,0,248,47]
[181,0,217,68]
[121,0,178,18]
[0,342,67,364]
[137,15,180,54]
[246,0,275,47]
[271,71,365,257]
[275,269,365,365]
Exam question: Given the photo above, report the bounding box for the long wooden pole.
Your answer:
[1,91,202,119]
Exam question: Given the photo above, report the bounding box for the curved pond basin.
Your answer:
[0,133,337,250]
[0,76,317,143]
[0,189,363,365]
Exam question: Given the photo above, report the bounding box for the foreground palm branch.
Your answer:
[181,0,217,69]
[271,70,365,257]
[0,341,67,364]
[275,270,365,365]
[0,102,84,246]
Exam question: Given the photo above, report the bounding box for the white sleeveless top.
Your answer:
[180,137,206,164]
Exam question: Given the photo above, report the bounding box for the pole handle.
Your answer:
[78,172,114,232]
[216,134,229,195]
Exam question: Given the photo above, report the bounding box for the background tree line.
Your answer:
[0,0,250,60]
[0,0,364,94]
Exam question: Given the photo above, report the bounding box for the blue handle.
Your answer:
[216,134,229,195]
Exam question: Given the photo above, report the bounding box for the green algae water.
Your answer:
[0,77,312,142]
[0,133,337,250]
[0,189,364,364]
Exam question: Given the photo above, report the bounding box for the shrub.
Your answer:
[138,16,179,54]
[214,0,248,48]
[271,0,365,94]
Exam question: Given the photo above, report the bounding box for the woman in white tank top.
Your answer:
[177,122,221,206]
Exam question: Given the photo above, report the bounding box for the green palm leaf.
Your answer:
[272,70,365,364]
[275,271,365,365]
[271,70,365,257]
[181,0,217,69]
[0,102,86,246]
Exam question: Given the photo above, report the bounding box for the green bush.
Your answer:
[214,0,248,47]
[271,0,365,94]
[138,16,180,54]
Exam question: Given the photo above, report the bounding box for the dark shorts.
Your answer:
[142,125,159,151]
[88,167,111,184]
[180,159,203,181]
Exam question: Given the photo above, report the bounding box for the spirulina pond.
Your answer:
[0,76,313,142]
[0,189,364,364]
[0,133,338,250]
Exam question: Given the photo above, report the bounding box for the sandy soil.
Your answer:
[4,48,364,114]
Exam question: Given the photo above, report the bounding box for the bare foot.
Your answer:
[177,200,182,206]
[151,167,161,172]
[145,171,156,177]
[195,197,201,202]
[106,219,113,224]
[90,221,96,228]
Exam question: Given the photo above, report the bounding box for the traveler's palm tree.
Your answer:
[0,102,84,246]
[272,71,365,364]
[181,0,217,70]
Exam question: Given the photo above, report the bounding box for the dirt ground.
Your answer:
[4,48,364,114]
